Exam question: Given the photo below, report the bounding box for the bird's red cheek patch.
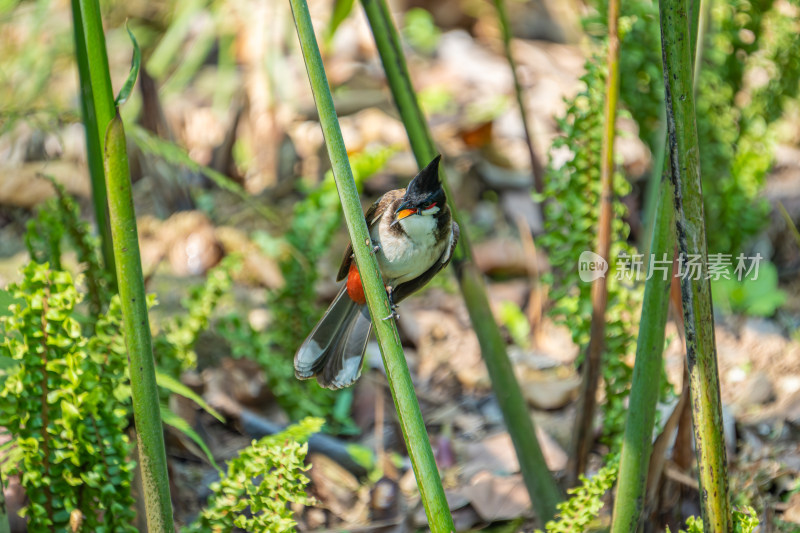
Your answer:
[346,263,367,305]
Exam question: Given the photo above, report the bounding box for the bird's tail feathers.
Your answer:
[294,287,372,389]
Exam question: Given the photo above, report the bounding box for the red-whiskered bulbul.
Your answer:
[294,155,460,389]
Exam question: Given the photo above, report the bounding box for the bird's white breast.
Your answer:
[371,213,447,286]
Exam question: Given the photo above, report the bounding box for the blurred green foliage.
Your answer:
[4,183,332,528]
[536,456,618,533]
[711,260,786,317]
[583,0,664,151]
[544,0,799,457]
[586,0,800,255]
[24,178,113,323]
[0,0,77,132]
[403,8,441,56]
[129,125,280,224]
[154,255,237,377]
[185,417,322,533]
[666,506,759,533]
[695,0,800,254]
[0,263,136,532]
[497,300,531,349]
[540,57,647,445]
[418,85,458,116]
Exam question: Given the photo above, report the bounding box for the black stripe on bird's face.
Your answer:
[392,155,445,226]
[392,187,445,226]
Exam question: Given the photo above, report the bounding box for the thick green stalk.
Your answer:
[360,0,562,521]
[658,0,731,529]
[287,1,455,531]
[640,0,702,256]
[491,0,544,194]
[610,172,676,532]
[612,0,702,527]
[568,0,621,483]
[105,113,175,533]
[70,0,116,281]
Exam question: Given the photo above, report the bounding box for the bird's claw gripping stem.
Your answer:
[382,286,399,321]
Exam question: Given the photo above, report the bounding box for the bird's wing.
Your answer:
[336,189,404,281]
[391,220,459,304]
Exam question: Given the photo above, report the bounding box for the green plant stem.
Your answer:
[640,0,703,257]
[105,112,174,533]
[612,1,702,528]
[568,0,621,483]
[492,0,544,194]
[360,0,562,521]
[658,0,731,529]
[638,112,667,257]
[287,1,455,531]
[69,0,116,283]
[610,171,676,533]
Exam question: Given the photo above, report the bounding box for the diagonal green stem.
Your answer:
[288,1,455,530]
[69,0,116,283]
[658,0,731,529]
[105,113,175,533]
[359,0,562,521]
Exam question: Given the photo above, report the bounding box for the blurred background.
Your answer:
[1,0,800,530]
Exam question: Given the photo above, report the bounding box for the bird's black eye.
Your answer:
[423,201,436,210]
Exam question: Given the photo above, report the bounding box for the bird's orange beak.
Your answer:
[396,208,418,220]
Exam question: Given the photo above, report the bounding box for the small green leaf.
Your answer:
[325,0,355,44]
[115,23,141,107]
[0,288,21,318]
[403,8,441,55]
[61,400,82,421]
[128,125,278,224]
[155,370,224,423]
[345,443,375,471]
[778,202,800,250]
[159,404,221,471]
[0,354,18,372]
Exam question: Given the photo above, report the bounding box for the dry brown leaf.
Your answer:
[783,492,800,525]
[461,432,520,480]
[461,471,532,522]
[518,374,581,410]
[307,453,370,525]
[408,309,488,392]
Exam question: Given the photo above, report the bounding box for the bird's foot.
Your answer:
[382,310,400,321]
[383,286,399,320]
[386,285,400,309]
[371,242,381,255]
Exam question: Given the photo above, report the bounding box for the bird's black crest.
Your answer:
[405,155,442,199]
